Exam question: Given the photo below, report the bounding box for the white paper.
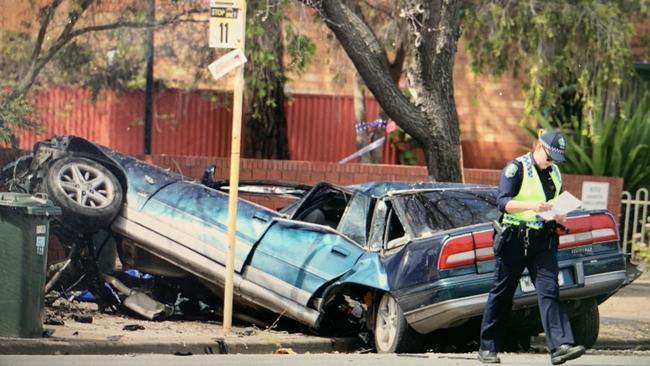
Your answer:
[208,49,247,81]
[537,191,583,221]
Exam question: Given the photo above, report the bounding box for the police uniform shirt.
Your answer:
[497,153,561,213]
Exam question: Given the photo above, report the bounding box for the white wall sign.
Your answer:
[581,181,610,210]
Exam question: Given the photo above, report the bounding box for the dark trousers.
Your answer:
[479,230,575,352]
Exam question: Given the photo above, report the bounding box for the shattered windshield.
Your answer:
[337,191,373,247]
[397,188,500,237]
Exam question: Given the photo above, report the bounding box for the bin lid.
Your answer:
[0,192,62,216]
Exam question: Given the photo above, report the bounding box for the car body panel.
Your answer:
[248,219,365,305]
[101,149,181,210]
[328,252,390,293]
[140,181,279,272]
[110,213,322,327]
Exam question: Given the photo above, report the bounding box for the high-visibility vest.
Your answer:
[502,153,562,229]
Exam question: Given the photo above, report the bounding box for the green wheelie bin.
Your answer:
[0,192,61,337]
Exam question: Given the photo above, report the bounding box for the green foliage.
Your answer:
[533,91,650,193]
[643,31,650,59]
[285,24,316,75]
[50,26,146,101]
[0,0,207,144]
[631,217,650,263]
[462,1,646,125]
[0,31,33,87]
[389,127,421,166]
[1,7,146,102]
[245,0,315,119]
[0,93,38,147]
[55,41,93,82]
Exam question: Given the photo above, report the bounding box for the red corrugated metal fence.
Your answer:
[10,86,401,164]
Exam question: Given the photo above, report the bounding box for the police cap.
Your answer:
[539,131,566,162]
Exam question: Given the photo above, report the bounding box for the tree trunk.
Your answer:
[244,8,289,160]
[302,0,464,182]
[353,71,376,163]
[407,0,463,182]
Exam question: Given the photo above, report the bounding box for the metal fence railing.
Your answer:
[621,188,650,255]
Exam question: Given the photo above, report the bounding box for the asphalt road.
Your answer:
[3,352,650,366]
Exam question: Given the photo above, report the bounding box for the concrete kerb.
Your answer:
[593,337,650,351]
[0,335,360,355]
[3,335,648,356]
[530,336,650,352]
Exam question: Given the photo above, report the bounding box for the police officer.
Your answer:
[477,130,586,365]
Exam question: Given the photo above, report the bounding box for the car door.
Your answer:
[245,190,371,306]
[137,181,279,272]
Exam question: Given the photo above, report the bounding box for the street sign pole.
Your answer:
[223,27,245,334]
[208,0,246,334]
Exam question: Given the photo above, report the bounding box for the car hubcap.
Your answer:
[376,294,398,351]
[56,162,115,208]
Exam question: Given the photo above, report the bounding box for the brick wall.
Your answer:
[144,155,622,219]
[0,150,624,264]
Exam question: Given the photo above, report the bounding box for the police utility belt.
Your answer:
[491,217,563,256]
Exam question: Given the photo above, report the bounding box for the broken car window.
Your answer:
[368,199,388,251]
[398,189,499,237]
[385,208,407,250]
[290,184,350,229]
[336,192,373,247]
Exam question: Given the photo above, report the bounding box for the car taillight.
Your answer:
[438,213,619,270]
[438,233,475,270]
[559,213,618,249]
[473,229,494,261]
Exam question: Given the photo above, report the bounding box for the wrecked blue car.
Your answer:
[1,136,630,352]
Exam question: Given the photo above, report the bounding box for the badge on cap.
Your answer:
[505,163,518,178]
[558,136,566,149]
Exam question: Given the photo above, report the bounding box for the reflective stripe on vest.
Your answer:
[502,153,562,229]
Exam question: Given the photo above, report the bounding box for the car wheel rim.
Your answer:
[376,294,398,351]
[56,162,115,209]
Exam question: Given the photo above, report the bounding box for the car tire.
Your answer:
[571,300,599,349]
[374,292,413,353]
[44,156,123,232]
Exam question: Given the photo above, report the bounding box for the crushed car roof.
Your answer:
[348,181,493,197]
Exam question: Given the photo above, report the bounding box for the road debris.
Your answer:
[122,324,145,331]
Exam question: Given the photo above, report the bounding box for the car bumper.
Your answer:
[404,268,626,334]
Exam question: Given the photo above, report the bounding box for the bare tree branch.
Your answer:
[10,2,208,100]
[68,6,208,38]
[29,0,64,70]
[11,0,93,99]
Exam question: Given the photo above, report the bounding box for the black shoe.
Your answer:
[550,344,586,365]
[477,349,501,364]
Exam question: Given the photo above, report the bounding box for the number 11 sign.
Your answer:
[209,0,244,49]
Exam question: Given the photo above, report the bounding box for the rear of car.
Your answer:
[391,188,626,348]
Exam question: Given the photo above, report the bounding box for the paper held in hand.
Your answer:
[538,191,584,221]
